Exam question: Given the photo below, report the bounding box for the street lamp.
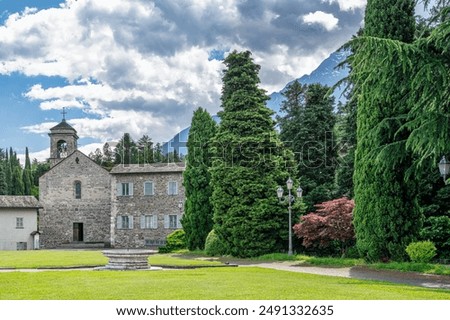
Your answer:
[438,156,450,184]
[277,178,303,256]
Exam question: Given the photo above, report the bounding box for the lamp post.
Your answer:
[438,156,450,184]
[277,178,303,256]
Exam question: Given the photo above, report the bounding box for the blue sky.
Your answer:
[0,0,430,163]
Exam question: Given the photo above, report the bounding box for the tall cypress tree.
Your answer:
[210,50,295,258]
[22,147,33,195]
[182,107,217,250]
[352,0,420,261]
[0,149,7,195]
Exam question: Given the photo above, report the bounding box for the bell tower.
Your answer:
[48,109,79,167]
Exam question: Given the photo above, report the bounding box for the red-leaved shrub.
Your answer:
[293,197,355,251]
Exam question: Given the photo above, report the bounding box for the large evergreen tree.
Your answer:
[278,82,336,211]
[210,50,295,258]
[351,0,420,261]
[182,107,217,250]
[334,93,357,198]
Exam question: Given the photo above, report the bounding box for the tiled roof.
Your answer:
[50,119,77,132]
[0,196,42,208]
[110,162,185,174]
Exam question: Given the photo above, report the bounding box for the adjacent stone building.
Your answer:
[38,117,185,249]
[0,196,42,250]
[110,163,185,248]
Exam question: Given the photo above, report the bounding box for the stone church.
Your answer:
[39,117,185,249]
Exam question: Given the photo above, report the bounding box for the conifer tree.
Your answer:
[0,152,7,195]
[11,166,24,195]
[210,50,295,258]
[182,107,217,250]
[22,147,33,195]
[352,0,420,261]
[4,151,11,194]
[278,82,336,211]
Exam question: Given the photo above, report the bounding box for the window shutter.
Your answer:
[116,183,122,196]
[129,216,134,229]
[164,215,169,229]
[177,215,182,229]
[174,182,178,195]
[140,215,145,229]
[117,216,122,229]
[129,183,134,196]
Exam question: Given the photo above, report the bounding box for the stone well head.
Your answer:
[100,249,158,270]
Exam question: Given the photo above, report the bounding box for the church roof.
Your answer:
[50,119,77,132]
[110,162,185,174]
[0,196,42,209]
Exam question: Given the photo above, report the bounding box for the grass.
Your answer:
[0,250,449,300]
[0,250,222,269]
[0,250,108,269]
[1,267,449,300]
[2,250,449,275]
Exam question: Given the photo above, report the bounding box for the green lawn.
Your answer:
[1,267,449,300]
[0,250,222,269]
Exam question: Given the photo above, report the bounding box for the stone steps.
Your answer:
[58,242,107,249]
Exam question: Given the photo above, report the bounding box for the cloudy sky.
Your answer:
[1,0,369,162]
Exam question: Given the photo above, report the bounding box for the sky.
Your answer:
[0,0,429,163]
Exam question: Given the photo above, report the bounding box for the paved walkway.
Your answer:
[239,261,450,290]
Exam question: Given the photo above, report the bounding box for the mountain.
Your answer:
[267,50,349,113]
[163,50,349,156]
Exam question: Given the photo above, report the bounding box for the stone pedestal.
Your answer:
[99,249,158,270]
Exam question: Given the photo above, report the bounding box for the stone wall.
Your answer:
[111,164,185,248]
[39,150,111,248]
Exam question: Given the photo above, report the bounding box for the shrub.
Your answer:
[405,241,437,263]
[420,216,450,258]
[293,197,355,255]
[159,230,186,253]
[205,230,226,256]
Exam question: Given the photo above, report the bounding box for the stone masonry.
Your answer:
[110,163,185,248]
[39,150,111,248]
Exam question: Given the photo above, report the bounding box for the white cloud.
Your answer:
[1,0,364,148]
[302,11,339,31]
[324,0,366,12]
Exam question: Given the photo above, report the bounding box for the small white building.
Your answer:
[0,196,42,250]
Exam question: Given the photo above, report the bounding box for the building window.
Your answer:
[75,181,81,199]
[16,242,27,250]
[168,181,178,195]
[117,215,134,229]
[16,217,24,229]
[164,214,181,229]
[144,181,154,196]
[117,182,133,196]
[141,215,158,229]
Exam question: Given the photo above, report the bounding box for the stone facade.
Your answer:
[38,118,186,249]
[39,150,111,248]
[110,163,185,248]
